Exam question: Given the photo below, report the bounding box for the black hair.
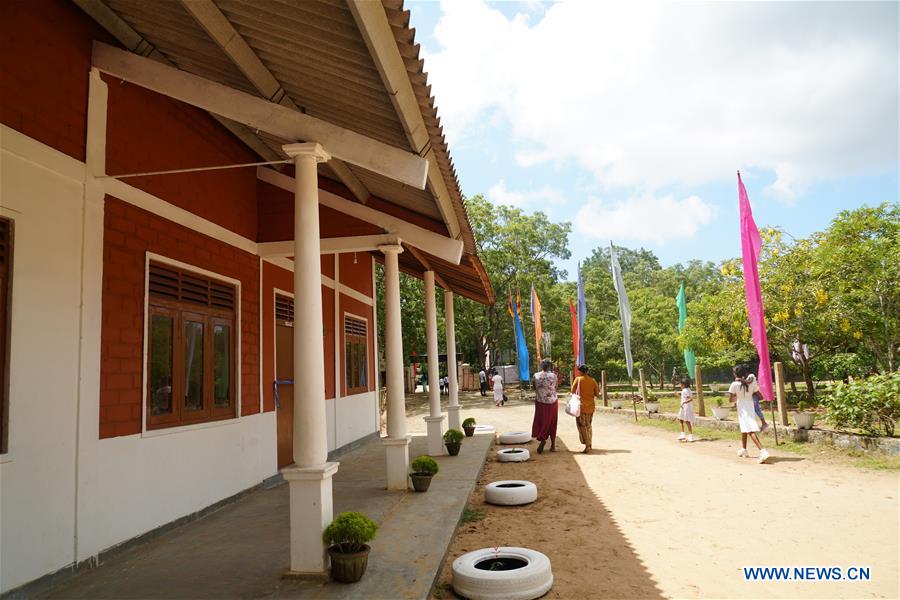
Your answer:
[733,364,751,392]
[681,377,691,387]
[577,364,589,374]
[540,358,552,372]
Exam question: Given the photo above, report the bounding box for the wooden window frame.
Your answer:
[0,217,12,454]
[344,314,369,396]
[146,262,237,430]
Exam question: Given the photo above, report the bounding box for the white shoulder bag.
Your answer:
[565,378,582,417]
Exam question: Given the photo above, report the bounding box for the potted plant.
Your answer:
[645,391,660,414]
[409,455,439,492]
[794,401,816,429]
[444,428,464,456]
[611,393,623,409]
[462,417,477,437]
[712,397,730,421]
[323,511,378,583]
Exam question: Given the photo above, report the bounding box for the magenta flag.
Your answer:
[738,173,774,401]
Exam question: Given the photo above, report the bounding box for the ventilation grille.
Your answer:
[149,263,235,311]
[345,316,367,337]
[275,294,294,324]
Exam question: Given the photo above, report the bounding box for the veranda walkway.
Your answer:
[39,424,492,599]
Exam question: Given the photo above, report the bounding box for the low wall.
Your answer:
[598,406,900,457]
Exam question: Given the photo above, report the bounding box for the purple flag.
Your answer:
[738,173,774,401]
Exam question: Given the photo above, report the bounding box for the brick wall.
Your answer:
[0,0,115,161]
[100,197,260,438]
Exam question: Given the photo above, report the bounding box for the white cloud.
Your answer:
[423,0,899,199]
[574,195,717,243]
[487,179,565,208]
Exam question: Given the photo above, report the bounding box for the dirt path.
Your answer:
[429,394,899,599]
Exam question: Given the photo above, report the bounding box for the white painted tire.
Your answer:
[499,431,532,444]
[496,447,530,462]
[452,546,553,600]
[484,480,538,506]
[474,424,496,433]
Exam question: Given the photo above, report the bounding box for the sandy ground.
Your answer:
[419,392,899,599]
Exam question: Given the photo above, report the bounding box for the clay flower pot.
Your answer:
[328,545,371,583]
[445,442,461,456]
[410,473,433,492]
[464,425,476,437]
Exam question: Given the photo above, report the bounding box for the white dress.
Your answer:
[493,374,504,403]
[677,388,694,422]
[730,378,760,433]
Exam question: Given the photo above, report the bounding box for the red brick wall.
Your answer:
[104,76,259,240]
[0,0,115,161]
[100,197,260,438]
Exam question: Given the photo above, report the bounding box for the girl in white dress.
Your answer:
[492,370,504,407]
[729,364,769,464]
[676,377,695,442]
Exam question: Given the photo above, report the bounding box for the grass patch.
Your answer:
[460,505,485,524]
[432,581,450,599]
[627,415,900,471]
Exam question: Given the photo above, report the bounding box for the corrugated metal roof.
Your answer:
[85,0,492,304]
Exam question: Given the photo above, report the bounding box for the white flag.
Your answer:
[610,243,633,379]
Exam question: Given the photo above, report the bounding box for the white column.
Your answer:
[379,244,410,490]
[280,142,339,575]
[423,271,445,455]
[444,290,461,430]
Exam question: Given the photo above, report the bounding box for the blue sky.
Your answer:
[407,0,899,279]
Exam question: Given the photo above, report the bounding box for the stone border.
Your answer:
[598,405,900,457]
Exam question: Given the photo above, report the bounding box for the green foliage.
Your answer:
[813,352,871,381]
[462,417,476,427]
[410,455,439,475]
[443,428,464,443]
[322,511,377,554]
[797,401,809,412]
[460,506,485,524]
[823,372,900,437]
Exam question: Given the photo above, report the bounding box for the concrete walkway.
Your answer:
[40,426,492,599]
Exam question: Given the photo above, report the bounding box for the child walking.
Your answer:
[676,377,695,442]
[730,364,769,464]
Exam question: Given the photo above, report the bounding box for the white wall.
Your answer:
[335,392,378,449]
[0,133,84,592]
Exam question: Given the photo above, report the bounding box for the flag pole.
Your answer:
[629,377,638,422]
[770,397,779,445]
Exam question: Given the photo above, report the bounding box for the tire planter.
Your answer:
[794,412,816,430]
[446,442,461,456]
[328,545,371,583]
[464,426,476,437]
[452,546,553,600]
[499,431,532,444]
[474,425,496,434]
[712,406,730,421]
[646,402,659,414]
[611,400,623,409]
[410,473,433,492]
[484,480,538,506]
[497,448,530,462]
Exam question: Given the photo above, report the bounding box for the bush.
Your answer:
[411,455,439,475]
[797,401,809,412]
[322,511,377,553]
[823,372,900,437]
[462,417,476,428]
[443,428,464,443]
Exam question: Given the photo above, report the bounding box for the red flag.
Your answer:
[569,298,579,371]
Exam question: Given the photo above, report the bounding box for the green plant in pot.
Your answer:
[323,511,377,583]
[794,400,816,430]
[444,428,464,456]
[462,417,476,437]
[409,455,439,492]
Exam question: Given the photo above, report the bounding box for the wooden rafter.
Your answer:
[404,243,448,290]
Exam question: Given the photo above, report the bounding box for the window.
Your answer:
[345,316,368,395]
[146,262,236,429]
[0,218,11,452]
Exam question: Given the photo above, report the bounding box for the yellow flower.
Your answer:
[853,330,863,339]
[814,289,829,306]
[841,319,851,332]
[794,305,803,318]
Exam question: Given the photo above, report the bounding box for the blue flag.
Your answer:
[576,263,586,365]
[513,297,530,382]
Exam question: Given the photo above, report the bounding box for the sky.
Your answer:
[406,0,900,279]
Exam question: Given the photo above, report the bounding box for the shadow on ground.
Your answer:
[434,436,664,599]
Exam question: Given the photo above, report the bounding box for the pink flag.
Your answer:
[738,173,774,401]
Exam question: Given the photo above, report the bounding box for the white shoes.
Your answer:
[758,449,770,464]
[677,432,686,442]
[738,448,749,458]
[687,434,695,443]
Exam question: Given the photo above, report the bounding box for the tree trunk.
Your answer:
[801,359,816,401]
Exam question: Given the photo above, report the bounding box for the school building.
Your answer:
[0,0,493,593]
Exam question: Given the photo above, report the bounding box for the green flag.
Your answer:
[675,282,697,377]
